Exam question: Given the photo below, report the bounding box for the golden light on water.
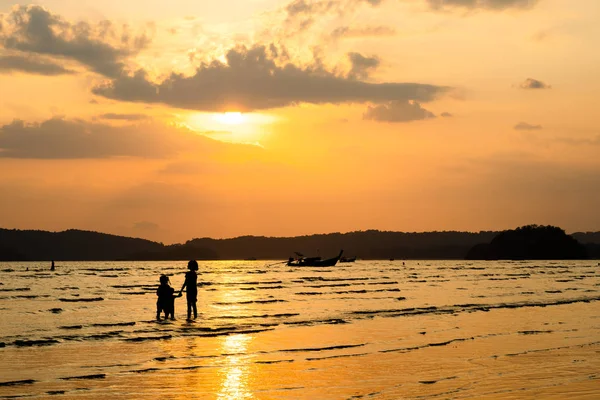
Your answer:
[217,334,253,400]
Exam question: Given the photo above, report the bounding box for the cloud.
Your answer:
[441,112,453,117]
[284,0,385,32]
[426,0,539,11]
[331,25,396,39]
[363,100,436,122]
[519,78,551,89]
[93,44,448,112]
[0,54,75,75]
[286,0,382,17]
[514,122,542,130]
[348,52,380,79]
[99,113,149,121]
[0,117,246,159]
[0,5,150,77]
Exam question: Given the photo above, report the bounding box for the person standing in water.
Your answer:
[156,275,180,320]
[50,260,55,271]
[179,260,198,320]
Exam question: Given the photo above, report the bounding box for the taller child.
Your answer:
[179,260,198,320]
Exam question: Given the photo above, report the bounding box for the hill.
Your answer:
[465,225,588,260]
[0,228,163,261]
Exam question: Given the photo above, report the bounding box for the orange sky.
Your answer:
[1,0,599,243]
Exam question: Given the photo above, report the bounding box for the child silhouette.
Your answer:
[156,275,180,320]
[179,260,199,320]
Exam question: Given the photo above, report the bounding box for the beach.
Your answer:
[1,260,599,399]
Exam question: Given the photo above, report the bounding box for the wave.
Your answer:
[208,312,299,320]
[0,379,36,387]
[60,374,106,380]
[59,297,104,302]
[214,299,287,305]
[280,343,366,353]
[306,352,368,361]
[124,335,172,342]
[14,339,59,347]
[91,322,136,327]
[350,296,600,319]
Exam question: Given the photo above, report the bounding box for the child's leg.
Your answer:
[187,301,192,320]
[156,304,161,320]
[192,302,197,319]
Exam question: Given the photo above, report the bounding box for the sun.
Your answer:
[214,112,245,125]
[184,111,279,145]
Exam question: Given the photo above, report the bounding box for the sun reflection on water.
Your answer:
[217,334,253,400]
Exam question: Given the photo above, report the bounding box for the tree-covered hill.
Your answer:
[465,225,588,260]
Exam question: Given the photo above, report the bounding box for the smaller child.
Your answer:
[156,275,180,320]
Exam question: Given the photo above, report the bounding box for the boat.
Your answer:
[287,250,344,267]
[339,256,356,263]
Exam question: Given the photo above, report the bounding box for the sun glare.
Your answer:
[214,112,245,125]
[184,112,279,146]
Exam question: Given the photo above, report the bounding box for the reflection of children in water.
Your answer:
[156,275,180,320]
[179,260,198,320]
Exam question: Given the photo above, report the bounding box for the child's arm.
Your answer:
[179,278,187,295]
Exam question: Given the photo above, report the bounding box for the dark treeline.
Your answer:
[1,227,599,262]
[466,225,591,260]
[0,229,162,261]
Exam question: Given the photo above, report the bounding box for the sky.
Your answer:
[1,0,599,244]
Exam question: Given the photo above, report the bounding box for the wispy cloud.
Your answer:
[514,121,542,130]
[331,25,396,40]
[0,117,255,159]
[519,78,551,89]
[425,0,540,11]
[98,113,150,121]
[0,54,75,75]
[282,0,385,34]
[363,100,436,122]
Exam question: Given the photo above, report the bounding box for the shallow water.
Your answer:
[0,260,599,398]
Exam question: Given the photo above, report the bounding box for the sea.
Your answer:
[0,260,599,399]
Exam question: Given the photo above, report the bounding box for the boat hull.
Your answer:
[287,250,343,267]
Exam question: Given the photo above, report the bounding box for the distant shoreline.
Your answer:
[1,226,599,262]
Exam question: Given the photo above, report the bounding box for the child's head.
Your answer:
[159,274,170,285]
[187,260,199,271]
